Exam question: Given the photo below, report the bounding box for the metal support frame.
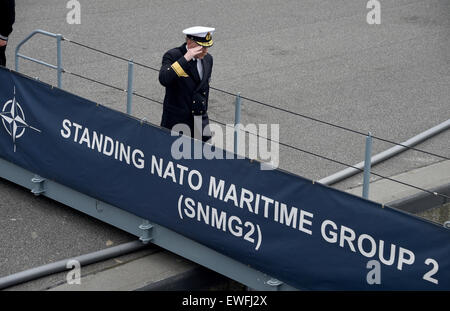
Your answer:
[318,119,450,187]
[15,30,63,89]
[362,132,373,199]
[0,157,298,290]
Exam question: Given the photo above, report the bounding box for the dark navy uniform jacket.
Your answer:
[159,43,213,141]
[0,0,15,41]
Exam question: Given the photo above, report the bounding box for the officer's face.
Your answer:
[187,40,209,59]
[197,46,209,59]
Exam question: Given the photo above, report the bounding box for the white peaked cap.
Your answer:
[182,26,215,37]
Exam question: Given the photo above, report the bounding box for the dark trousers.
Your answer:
[0,45,6,67]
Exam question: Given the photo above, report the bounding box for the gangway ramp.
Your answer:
[1,66,449,290]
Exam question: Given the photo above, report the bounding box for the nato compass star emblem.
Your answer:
[0,86,41,152]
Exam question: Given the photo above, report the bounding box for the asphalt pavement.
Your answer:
[1,0,449,287]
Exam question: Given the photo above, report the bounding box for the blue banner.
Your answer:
[1,67,449,290]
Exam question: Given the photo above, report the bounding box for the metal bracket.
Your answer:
[266,277,283,289]
[139,220,154,244]
[444,221,450,229]
[31,174,46,196]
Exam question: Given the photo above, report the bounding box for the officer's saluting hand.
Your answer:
[184,45,205,61]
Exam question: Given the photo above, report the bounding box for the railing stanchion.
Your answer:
[127,59,134,115]
[234,92,241,154]
[56,34,63,88]
[362,132,373,199]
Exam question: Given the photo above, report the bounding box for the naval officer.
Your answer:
[159,26,215,142]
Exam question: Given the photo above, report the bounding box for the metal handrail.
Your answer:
[15,29,63,88]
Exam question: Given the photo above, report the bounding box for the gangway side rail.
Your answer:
[0,156,297,291]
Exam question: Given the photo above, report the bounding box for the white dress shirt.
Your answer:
[194,58,203,80]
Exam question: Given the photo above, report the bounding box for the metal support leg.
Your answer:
[31,174,46,196]
[362,132,373,199]
[139,220,153,244]
[127,59,134,115]
[234,93,241,154]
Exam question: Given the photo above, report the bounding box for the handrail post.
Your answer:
[127,59,134,115]
[56,34,63,88]
[15,49,19,72]
[234,93,242,154]
[362,132,373,199]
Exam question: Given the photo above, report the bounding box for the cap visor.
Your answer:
[196,40,213,47]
